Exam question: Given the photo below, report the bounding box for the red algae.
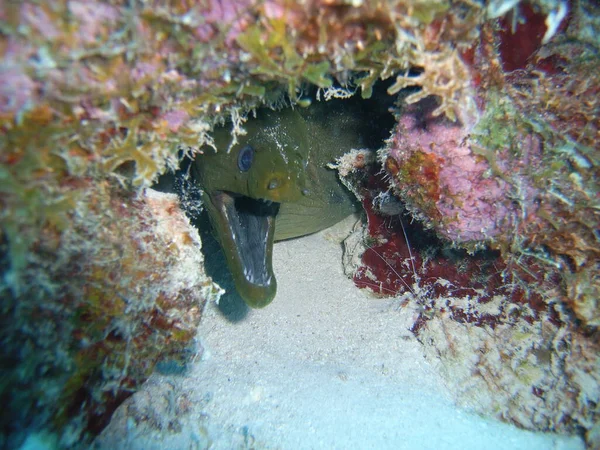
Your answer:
[353,179,551,327]
[497,4,552,72]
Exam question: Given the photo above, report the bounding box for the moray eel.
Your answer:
[193,96,392,308]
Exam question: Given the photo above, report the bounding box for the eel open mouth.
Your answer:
[208,190,280,308]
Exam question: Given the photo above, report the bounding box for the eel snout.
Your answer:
[209,189,280,308]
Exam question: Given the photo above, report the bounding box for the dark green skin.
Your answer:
[193,98,388,308]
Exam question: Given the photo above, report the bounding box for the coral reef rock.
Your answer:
[1,186,219,448]
[2,0,598,447]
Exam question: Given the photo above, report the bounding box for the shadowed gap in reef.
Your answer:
[153,79,400,319]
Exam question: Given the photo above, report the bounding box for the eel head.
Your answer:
[193,108,310,308]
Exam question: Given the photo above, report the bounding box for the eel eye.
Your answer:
[237,145,254,172]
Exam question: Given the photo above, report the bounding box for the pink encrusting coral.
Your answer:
[342,121,600,440]
[195,0,257,43]
[0,63,37,115]
[160,109,191,133]
[20,3,62,40]
[382,4,599,265]
[385,100,517,243]
[68,1,120,44]
[385,95,551,245]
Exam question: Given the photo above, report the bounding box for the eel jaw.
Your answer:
[207,190,279,308]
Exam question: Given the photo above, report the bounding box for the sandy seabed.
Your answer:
[95,218,585,450]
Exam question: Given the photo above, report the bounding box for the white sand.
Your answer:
[96,219,584,449]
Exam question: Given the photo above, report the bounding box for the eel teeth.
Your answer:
[243,267,255,284]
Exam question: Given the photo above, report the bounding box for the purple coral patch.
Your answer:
[0,64,37,115]
[388,99,514,242]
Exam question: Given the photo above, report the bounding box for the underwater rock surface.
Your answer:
[1,0,598,447]
[337,146,599,441]
[0,186,219,448]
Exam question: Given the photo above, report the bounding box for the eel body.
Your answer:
[192,96,392,308]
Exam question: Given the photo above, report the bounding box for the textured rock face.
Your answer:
[358,4,600,440]
[341,201,599,442]
[417,304,600,434]
[1,0,598,447]
[1,187,220,448]
[336,31,600,430]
